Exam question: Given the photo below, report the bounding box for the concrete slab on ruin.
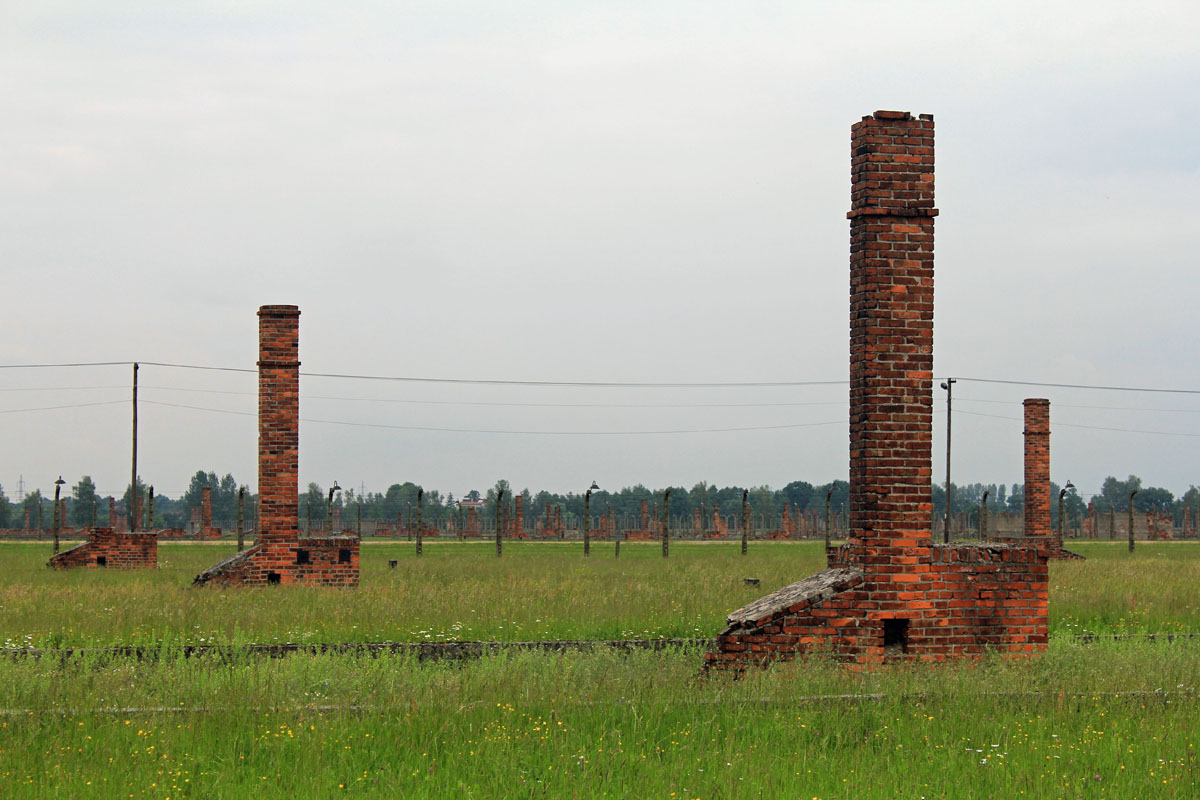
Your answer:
[723,567,863,634]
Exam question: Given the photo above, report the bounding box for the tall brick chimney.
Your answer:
[257,305,301,550]
[194,304,359,586]
[1023,399,1051,538]
[846,111,937,571]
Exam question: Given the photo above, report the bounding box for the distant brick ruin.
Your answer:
[194,305,359,587]
[706,111,1054,671]
[48,527,157,569]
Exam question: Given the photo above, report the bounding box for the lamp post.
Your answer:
[824,488,833,549]
[417,489,427,556]
[741,489,749,556]
[1058,481,1074,541]
[661,488,671,559]
[495,488,504,557]
[939,378,956,543]
[237,486,245,551]
[980,489,990,540]
[1128,489,1139,553]
[584,482,599,557]
[52,476,65,554]
[327,481,342,532]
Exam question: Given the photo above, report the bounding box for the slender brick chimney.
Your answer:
[257,305,301,550]
[846,111,937,569]
[201,486,213,532]
[1023,399,1051,538]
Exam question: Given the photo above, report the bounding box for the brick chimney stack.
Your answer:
[1023,399,1051,538]
[201,486,213,532]
[846,111,937,567]
[257,305,301,549]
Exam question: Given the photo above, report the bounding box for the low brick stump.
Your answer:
[193,536,359,587]
[48,527,157,570]
[707,541,1050,673]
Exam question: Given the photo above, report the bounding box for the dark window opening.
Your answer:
[883,619,909,656]
[267,571,281,585]
[95,556,107,567]
[338,548,351,564]
[296,549,310,565]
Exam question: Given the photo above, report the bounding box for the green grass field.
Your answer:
[1,541,1197,797]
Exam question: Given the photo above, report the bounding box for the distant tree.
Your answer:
[72,476,98,526]
[23,490,45,529]
[1006,483,1024,512]
[1136,486,1174,512]
[1101,475,1142,511]
[0,483,10,528]
[122,477,149,524]
[749,485,777,519]
[780,480,814,512]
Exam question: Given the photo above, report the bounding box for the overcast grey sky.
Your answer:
[3,1,1198,504]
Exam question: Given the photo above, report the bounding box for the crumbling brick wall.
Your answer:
[49,527,157,569]
[707,111,1051,673]
[194,305,358,587]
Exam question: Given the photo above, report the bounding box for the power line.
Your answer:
[0,400,127,415]
[141,399,846,435]
[955,409,1200,438]
[957,377,1200,395]
[0,361,132,369]
[5,359,1200,394]
[140,361,847,388]
[140,385,845,410]
[0,386,126,393]
[960,397,1200,413]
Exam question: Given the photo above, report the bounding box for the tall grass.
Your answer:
[2,541,1199,648]
[2,541,1198,797]
[0,641,1196,798]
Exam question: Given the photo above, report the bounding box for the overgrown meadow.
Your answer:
[1,540,1197,797]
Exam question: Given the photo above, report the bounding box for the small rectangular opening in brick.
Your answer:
[96,556,107,567]
[338,549,351,564]
[267,572,281,585]
[883,619,908,656]
[296,549,310,565]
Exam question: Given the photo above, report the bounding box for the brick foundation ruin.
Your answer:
[194,305,359,587]
[706,111,1052,672]
[48,527,157,569]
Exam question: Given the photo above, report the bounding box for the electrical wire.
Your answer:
[140,385,845,410]
[139,361,847,388]
[955,409,1200,438]
[957,377,1200,395]
[0,400,127,415]
[960,397,1200,413]
[140,399,846,435]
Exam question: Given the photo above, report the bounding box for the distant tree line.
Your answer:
[0,471,1194,530]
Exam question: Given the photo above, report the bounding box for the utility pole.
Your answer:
[940,377,955,543]
[130,362,139,532]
